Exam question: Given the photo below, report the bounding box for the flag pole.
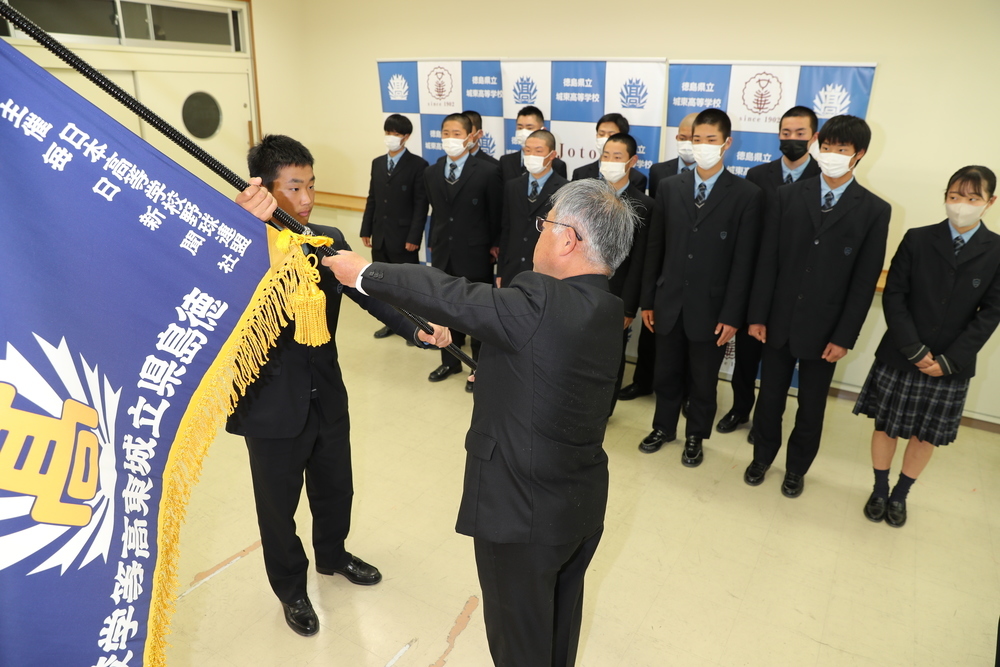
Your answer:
[0,2,477,371]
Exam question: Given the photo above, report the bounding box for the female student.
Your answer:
[854,165,1000,527]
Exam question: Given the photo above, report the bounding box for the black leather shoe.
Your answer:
[639,429,675,453]
[716,410,749,434]
[681,399,691,419]
[428,364,458,382]
[864,494,887,522]
[781,472,805,498]
[747,431,755,445]
[282,598,318,636]
[619,384,652,400]
[317,555,382,585]
[743,461,769,486]
[885,500,907,527]
[465,380,475,393]
[681,436,704,467]
[373,325,393,339]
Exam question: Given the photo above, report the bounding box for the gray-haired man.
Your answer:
[324,180,637,667]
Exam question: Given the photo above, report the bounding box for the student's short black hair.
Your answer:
[526,129,556,152]
[247,134,313,188]
[517,105,545,125]
[817,115,871,153]
[442,113,472,134]
[780,106,818,134]
[946,165,997,200]
[605,132,637,159]
[693,108,732,141]
[462,109,483,131]
[384,113,413,136]
[597,113,630,134]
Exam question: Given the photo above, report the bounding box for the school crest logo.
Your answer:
[512,76,538,105]
[720,231,727,240]
[426,67,453,101]
[844,247,853,255]
[0,335,119,574]
[812,84,851,119]
[480,132,498,157]
[620,78,648,109]
[973,278,982,288]
[387,74,409,102]
[741,72,783,115]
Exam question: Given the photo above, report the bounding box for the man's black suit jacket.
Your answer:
[359,264,622,545]
[424,156,503,282]
[571,160,647,192]
[360,150,429,251]
[748,176,891,360]
[497,171,568,286]
[610,184,653,318]
[877,220,1000,380]
[745,156,821,202]
[648,157,695,199]
[641,168,763,342]
[226,226,419,439]
[499,151,568,182]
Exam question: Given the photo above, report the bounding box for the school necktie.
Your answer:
[954,235,966,256]
[694,182,707,208]
[387,158,395,176]
[447,162,457,184]
[784,173,793,185]
[528,180,539,202]
[821,190,835,212]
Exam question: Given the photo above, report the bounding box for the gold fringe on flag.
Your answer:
[143,229,333,665]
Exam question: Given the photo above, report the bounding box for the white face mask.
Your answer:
[946,202,988,228]
[676,140,695,164]
[816,151,855,179]
[599,160,628,184]
[513,128,532,146]
[523,154,549,175]
[595,135,609,155]
[441,137,468,158]
[383,135,403,152]
[691,143,724,170]
[808,140,822,162]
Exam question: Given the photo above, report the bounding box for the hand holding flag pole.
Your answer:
[0,1,476,371]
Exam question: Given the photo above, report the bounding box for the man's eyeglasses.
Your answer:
[535,216,583,241]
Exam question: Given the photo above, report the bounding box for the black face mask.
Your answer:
[779,139,809,162]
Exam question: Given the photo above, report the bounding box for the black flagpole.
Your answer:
[0,2,477,371]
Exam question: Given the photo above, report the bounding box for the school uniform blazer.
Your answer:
[226,226,420,439]
[748,176,891,360]
[360,150,429,250]
[648,158,682,199]
[424,155,503,282]
[499,151,568,182]
[745,156,821,202]
[876,220,1000,380]
[641,168,763,342]
[609,185,653,318]
[471,149,501,166]
[571,160,648,191]
[358,263,622,545]
[497,171,568,286]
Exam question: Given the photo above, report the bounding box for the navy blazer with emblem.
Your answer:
[876,220,1000,380]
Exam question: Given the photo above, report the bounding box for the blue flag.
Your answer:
[0,38,293,666]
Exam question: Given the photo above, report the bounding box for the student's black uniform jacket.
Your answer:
[499,151,568,182]
[748,176,891,360]
[641,168,763,341]
[424,155,503,282]
[877,220,1000,380]
[360,150,429,251]
[497,171,568,286]
[648,158,686,199]
[572,160,647,192]
[611,184,653,318]
[745,156,822,205]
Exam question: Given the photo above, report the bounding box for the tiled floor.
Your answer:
[165,209,1000,666]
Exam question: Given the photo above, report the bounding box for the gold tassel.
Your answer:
[275,228,333,347]
[143,227,335,665]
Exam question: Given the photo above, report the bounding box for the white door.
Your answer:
[45,68,143,136]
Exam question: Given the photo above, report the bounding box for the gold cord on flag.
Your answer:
[145,228,333,664]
